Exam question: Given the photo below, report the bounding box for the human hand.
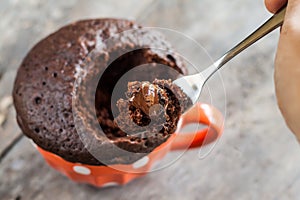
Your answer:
[265,0,300,140]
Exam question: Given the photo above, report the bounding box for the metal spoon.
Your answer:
[173,5,286,104]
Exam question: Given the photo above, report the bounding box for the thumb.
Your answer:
[265,0,287,13]
[275,0,300,138]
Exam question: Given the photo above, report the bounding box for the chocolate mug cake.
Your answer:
[13,18,191,166]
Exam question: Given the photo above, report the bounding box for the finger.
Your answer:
[283,0,300,31]
[265,0,287,13]
[275,0,300,136]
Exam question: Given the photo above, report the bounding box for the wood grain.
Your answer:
[1,0,300,199]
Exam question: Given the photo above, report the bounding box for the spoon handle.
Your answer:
[202,5,286,81]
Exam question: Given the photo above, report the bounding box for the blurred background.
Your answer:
[1,0,300,199]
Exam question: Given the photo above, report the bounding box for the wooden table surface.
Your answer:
[1,0,300,199]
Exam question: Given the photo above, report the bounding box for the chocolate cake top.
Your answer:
[13,18,188,165]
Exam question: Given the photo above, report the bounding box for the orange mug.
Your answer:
[33,102,224,187]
